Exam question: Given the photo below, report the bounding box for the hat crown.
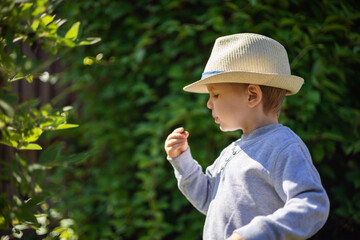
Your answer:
[204,33,291,75]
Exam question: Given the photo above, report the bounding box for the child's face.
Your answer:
[206,83,250,132]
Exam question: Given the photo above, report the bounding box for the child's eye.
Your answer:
[213,94,219,98]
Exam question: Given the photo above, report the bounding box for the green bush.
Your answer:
[52,0,360,239]
[0,0,98,238]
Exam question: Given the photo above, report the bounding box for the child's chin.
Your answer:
[219,125,237,132]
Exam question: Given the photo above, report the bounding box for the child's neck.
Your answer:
[242,111,279,135]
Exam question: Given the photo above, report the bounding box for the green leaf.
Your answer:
[78,37,101,46]
[0,140,18,148]
[20,3,33,11]
[19,143,42,150]
[322,24,348,33]
[65,22,80,40]
[24,196,45,209]
[55,124,79,130]
[0,99,15,117]
[32,4,46,16]
[0,216,6,228]
[28,163,51,171]
[18,209,38,225]
[249,0,258,6]
[62,106,73,112]
[25,75,33,83]
[45,152,90,167]
[83,57,94,65]
[23,128,43,142]
[38,142,62,164]
[13,196,22,206]
[321,132,344,142]
[58,152,90,165]
[41,15,54,26]
[9,74,32,82]
[31,19,40,31]
[38,142,89,167]
[353,140,360,154]
[0,120,6,129]
[59,38,76,48]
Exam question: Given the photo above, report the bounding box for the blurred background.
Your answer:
[1,0,360,239]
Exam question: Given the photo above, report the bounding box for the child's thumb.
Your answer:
[184,131,190,138]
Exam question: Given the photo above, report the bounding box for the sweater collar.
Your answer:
[240,123,282,142]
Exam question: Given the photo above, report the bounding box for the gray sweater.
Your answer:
[168,124,329,240]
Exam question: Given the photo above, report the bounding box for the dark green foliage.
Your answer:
[52,0,360,239]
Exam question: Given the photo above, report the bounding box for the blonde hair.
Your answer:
[260,85,287,116]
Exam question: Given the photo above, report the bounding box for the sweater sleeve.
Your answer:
[167,147,217,215]
[234,142,330,240]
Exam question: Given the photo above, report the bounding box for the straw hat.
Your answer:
[183,33,304,95]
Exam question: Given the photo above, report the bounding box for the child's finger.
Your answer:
[165,138,186,148]
[167,131,188,141]
[169,133,187,139]
[170,142,187,149]
[173,127,185,134]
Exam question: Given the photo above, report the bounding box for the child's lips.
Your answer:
[213,115,220,124]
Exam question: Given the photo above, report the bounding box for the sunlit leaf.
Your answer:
[19,143,42,150]
[65,22,80,40]
[55,124,79,130]
[9,74,31,82]
[62,106,73,112]
[0,216,6,228]
[78,37,101,45]
[41,15,54,26]
[31,19,40,31]
[13,36,24,43]
[25,75,33,83]
[20,3,33,11]
[83,57,94,65]
[28,163,51,171]
[60,38,76,47]
[0,139,18,148]
[56,18,67,27]
[23,128,43,142]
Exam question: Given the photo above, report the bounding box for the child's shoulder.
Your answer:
[272,125,300,139]
[263,125,310,159]
[253,124,306,151]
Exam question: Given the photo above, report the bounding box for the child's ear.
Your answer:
[247,84,263,108]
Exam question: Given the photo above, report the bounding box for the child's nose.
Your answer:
[207,98,213,109]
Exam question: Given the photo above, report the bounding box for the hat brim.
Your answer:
[183,71,304,95]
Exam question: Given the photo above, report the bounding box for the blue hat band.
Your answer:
[201,71,225,80]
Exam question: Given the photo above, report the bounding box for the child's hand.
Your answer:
[226,232,243,240]
[165,127,189,159]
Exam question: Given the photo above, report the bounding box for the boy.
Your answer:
[164,33,329,240]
